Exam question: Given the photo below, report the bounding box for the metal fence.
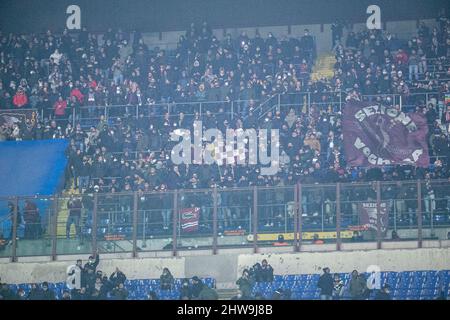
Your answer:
[1,179,449,261]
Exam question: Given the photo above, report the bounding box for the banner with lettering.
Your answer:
[358,202,389,235]
[342,99,429,167]
[180,207,200,233]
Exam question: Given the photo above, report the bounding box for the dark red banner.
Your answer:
[343,99,429,167]
[180,207,200,233]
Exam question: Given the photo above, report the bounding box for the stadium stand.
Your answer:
[2,270,449,300]
[0,2,449,302]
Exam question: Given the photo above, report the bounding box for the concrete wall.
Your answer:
[237,247,450,278]
[2,243,450,285]
[0,256,185,284]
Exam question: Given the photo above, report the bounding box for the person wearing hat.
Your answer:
[317,267,333,300]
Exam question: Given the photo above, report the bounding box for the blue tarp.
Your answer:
[0,139,68,197]
[0,139,68,237]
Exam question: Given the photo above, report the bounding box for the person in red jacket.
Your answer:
[70,85,84,104]
[54,95,68,124]
[12,87,28,108]
[395,49,409,65]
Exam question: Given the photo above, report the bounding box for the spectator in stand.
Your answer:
[16,288,27,300]
[332,273,345,300]
[66,195,83,240]
[258,259,274,282]
[0,283,16,300]
[273,234,289,246]
[84,250,100,274]
[12,87,28,108]
[160,267,174,290]
[112,282,128,300]
[190,276,204,299]
[312,234,325,244]
[198,283,219,300]
[61,290,72,300]
[41,282,56,300]
[109,267,127,287]
[349,270,368,300]
[236,269,254,299]
[375,284,392,300]
[179,279,192,300]
[53,95,68,124]
[317,267,333,300]
[391,230,401,240]
[408,50,420,81]
[23,199,41,239]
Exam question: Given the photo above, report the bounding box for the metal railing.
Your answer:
[1,179,449,261]
[33,90,447,130]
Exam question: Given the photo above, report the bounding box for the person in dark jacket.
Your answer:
[84,251,100,273]
[112,282,128,300]
[179,279,192,300]
[160,267,174,290]
[349,270,367,300]
[16,288,27,300]
[317,267,333,300]
[198,284,219,300]
[27,283,43,300]
[236,269,254,298]
[66,196,82,239]
[375,284,392,300]
[0,283,15,300]
[23,200,40,239]
[191,276,204,299]
[259,259,274,282]
[72,287,89,300]
[109,267,127,286]
[41,282,56,300]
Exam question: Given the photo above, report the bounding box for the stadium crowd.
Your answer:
[0,253,220,300]
[4,256,446,300]
[0,17,449,196]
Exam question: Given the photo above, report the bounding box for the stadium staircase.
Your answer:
[310,53,336,81]
[251,52,336,122]
[217,289,239,300]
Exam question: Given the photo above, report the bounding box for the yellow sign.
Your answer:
[247,231,354,242]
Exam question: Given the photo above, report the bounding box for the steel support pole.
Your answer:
[172,190,178,257]
[11,197,19,262]
[376,181,382,249]
[51,195,58,261]
[253,187,258,254]
[212,187,218,255]
[132,192,138,258]
[92,193,98,255]
[417,180,423,248]
[336,183,341,251]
